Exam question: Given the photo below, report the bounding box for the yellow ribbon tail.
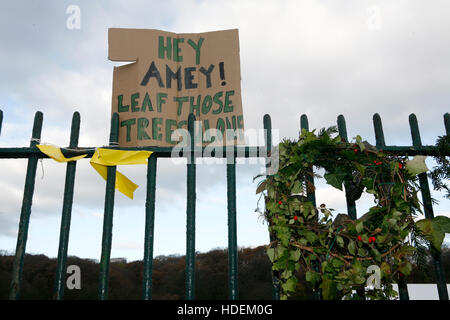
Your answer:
[90,162,138,199]
[37,144,87,162]
[90,148,153,199]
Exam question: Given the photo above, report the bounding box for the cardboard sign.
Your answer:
[108,28,244,147]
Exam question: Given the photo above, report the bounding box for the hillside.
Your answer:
[0,246,449,299]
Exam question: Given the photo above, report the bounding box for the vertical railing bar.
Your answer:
[263,114,280,300]
[227,153,238,300]
[300,115,317,208]
[372,113,409,300]
[54,112,81,300]
[372,113,386,148]
[0,109,3,136]
[98,112,119,300]
[143,154,157,300]
[409,113,448,300]
[185,113,196,300]
[9,111,43,299]
[337,115,357,221]
[300,114,321,300]
[444,113,450,135]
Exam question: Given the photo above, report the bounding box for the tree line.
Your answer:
[0,245,449,299]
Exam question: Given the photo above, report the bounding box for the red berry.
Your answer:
[294,216,298,221]
[399,163,403,169]
[357,235,362,241]
[374,160,377,164]
[278,200,282,205]
[354,149,358,153]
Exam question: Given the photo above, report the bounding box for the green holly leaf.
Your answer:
[405,155,429,176]
[324,172,346,190]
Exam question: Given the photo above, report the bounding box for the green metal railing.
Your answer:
[0,108,449,300]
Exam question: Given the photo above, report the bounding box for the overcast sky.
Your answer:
[0,0,449,262]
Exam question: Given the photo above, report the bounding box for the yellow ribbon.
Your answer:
[36,144,87,162]
[36,145,152,199]
[90,148,152,199]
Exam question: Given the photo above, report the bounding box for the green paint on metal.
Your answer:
[300,114,321,300]
[300,114,316,207]
[185,113,196,300]
[337,115,348,141]
[409,113,448,300]
[98,112,119,300]
[444,113,450,135]
[264,114,280,300]
[9,111,43,300]
[0,145,444,160]
[54,112,81,300]
[373,113,386,148]
[1,109,449,301]
[227,160,238,300]
[0,109,3,136]
[373,113,409,300]
[338,115,357,221]
[143,154,157,300]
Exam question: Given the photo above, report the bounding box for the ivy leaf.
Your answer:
[289,249,301,261]
[320,277,337,300]
[266,248,275,263]
[354,162,366,175]
[355,135,365,152]
[416,218,445,251]
[305,271,321,287]
[303,230,318,243]
[281,277,297,293]
[398,261,413,276]
[291,180,303,194]
[405,155,429,176]
[281,270,293,279]
[324,172,346,190]
[348,240,356,255]
[358,247,368,257]
[432,215,450,233]
[356,221,364,234]
[336,236,345,248]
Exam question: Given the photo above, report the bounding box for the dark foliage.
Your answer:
[0,246,449,299]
